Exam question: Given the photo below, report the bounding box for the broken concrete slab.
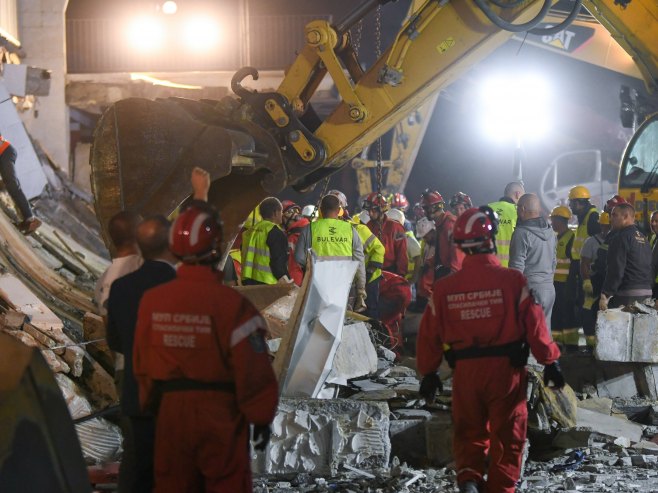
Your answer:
[254,398,390,476]
[326,322,378,385]
[578,397,613,415]
[631,314,658,362]
[576,407,644,444]
[636,365,658,400]
[597,372,638,399]
[596,309,633,362]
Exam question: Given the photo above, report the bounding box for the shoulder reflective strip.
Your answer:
[230,315,266,347]
[497,239,511,246]
[363,235,375,248]
[316,255,352,261]
[554,269,570,275]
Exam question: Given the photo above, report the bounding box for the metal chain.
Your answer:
[374,5,384,202]
[310,177,332,221]
[352,19,364,57]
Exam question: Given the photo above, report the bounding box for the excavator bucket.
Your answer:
[90,97,287,252]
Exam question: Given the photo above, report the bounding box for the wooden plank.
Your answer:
[272,261,312,385]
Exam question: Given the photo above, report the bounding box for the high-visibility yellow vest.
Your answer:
[554,230,574,282]
[405,231,420,280]
[572,206,597,261]
[353,221,383,283]
[311,218,353,260]
[488,200,517,267]
[241,220,279,284]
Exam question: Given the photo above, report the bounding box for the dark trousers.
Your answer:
[609,295,649,309]
[118,416,156,493]
[365,277,381,319]
[0,145,33,220]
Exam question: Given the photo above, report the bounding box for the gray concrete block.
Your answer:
[425,411,453,467]
[631,315,658,362]
[596,372,638,399]
[595,310,632,362]
[636,365,658,400]
[390,419,427,467]
[253,398,390,475]
[576,407,644,444]
[326,322,378,385]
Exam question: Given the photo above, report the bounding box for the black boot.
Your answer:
[458,480,479,493]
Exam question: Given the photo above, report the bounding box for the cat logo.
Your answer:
[526,24,595,53]
[329,226,336,235]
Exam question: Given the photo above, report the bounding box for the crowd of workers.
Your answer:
[92,166,657,493]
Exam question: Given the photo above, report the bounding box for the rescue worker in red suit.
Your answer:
[363,192,408,277]
[416,207,564,493]
[420,189,464,279]
[281,200,309,286]
[379,270,412,351]
[133,205,278,493]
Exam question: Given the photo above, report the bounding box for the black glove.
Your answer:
[419,373,443,404]
[543,361,565,390]
[252,424,271,451]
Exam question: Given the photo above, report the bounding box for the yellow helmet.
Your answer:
[568,185,591,200]
[550,206,571,220]
[599,212,610,225]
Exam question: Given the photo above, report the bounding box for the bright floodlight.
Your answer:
[162,1,178,15]
[127,16,165,52]
[182,17,221,51]
[480,74,551,141]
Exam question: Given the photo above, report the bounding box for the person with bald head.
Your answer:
[488,182,524,267]
[600,203,652,310]
[106,215,178,493]
[509,193,557,331]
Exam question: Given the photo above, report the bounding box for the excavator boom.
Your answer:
[90,0,658,248]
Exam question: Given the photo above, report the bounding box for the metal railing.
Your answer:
[66,14,331,74]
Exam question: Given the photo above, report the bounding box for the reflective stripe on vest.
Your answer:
[488,200,517,268]
[573,207,597,261]
[354,222,382,282]
[0,140,9,155]
[554,230,574,282]
[241,220,278,284]
[311,218,353,260]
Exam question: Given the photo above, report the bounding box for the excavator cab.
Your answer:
[617,113,658,231]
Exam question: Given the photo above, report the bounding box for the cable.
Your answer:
[473,0,552,33]
[529,0,583,35]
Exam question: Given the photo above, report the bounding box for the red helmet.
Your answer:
[420,189,444,207]
[449,192,473,209]
[604,194,627,213]
[281,199,301,214]
[362,192,389,212]
[169,205,223,263]
[453,208,494,250]
[390,193,409,211]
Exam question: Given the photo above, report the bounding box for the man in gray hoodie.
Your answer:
[509,193,557,331]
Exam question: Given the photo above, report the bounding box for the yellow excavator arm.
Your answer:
[90,0,658,248]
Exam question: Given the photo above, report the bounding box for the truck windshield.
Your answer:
[619,117,658,189]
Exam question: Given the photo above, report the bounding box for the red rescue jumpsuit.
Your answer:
[133,264,278,493]
[417,254,560,493]
[367,217,408,277]
[286,217,310,286]
[378,271,412,351]
[433,212,464,276]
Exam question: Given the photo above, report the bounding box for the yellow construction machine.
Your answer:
[90,0,658,248]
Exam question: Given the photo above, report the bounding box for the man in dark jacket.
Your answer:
[106,215,178,493]
[600,203,652,309]
[509,194,557,330]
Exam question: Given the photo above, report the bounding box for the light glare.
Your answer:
[479,74,551,141]
[162,1,178,15]
[127,16,165,52]
[182,17,221,51]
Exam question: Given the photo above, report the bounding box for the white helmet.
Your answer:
[301,204,317,219]
[358,210,370,224]
[386,208,405,226]
[416,217,436,239]
[327,189,348,208]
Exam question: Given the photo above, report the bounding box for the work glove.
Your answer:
[419,372,443,404]
[354,289,367,313]
[543,361,566,390]
[582,279,596,310]
[252,424,271,451]
[599,293,610,312]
